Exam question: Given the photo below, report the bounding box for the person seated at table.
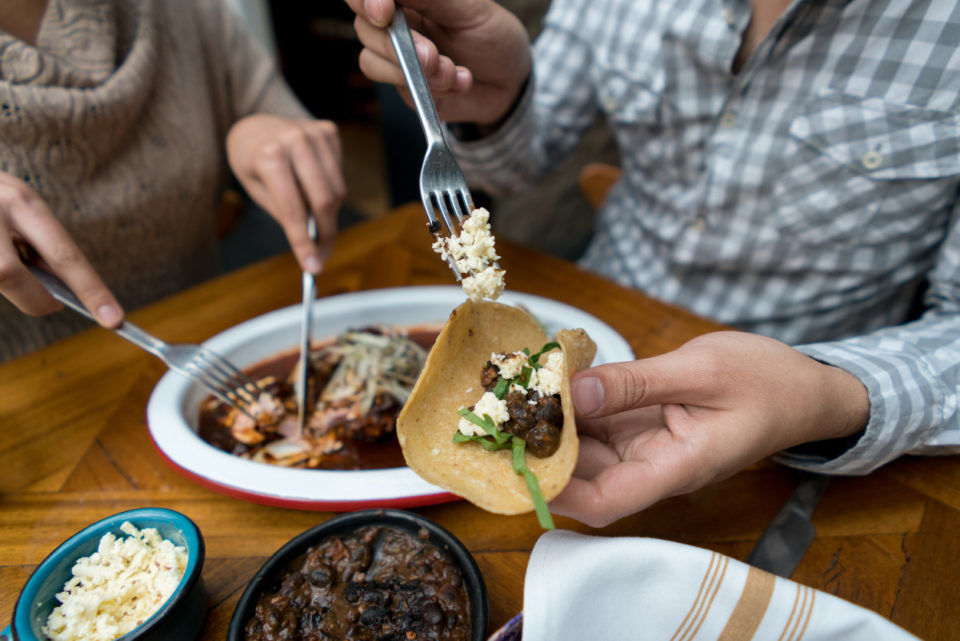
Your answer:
[0,0,344,362]
[347,0,960,526]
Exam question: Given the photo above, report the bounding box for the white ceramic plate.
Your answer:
[147,286,634,510]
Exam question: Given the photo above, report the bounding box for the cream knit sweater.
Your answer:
[0,0,309,361]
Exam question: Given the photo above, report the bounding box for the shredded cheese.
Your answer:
[43,521,188,641]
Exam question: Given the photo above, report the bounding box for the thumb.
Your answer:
[571,352,710,418]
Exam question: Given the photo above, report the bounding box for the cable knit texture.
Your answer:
[0,0,308,361]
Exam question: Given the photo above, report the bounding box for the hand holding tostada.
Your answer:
[342,0,960,531]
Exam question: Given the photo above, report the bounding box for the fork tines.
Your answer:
[188,349,264,419]
[424,188,475,281]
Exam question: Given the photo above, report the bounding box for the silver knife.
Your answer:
[296,216,318,435]
[746,472,829,577]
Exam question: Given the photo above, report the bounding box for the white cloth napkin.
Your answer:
[521,530,919,641]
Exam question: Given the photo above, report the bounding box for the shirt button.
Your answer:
[722,7,736,25]
[719,112,737,128]
[861,150,883,170]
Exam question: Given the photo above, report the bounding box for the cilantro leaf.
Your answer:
[452,411,556,530]
[492,377,511,399]
[528,341,561,369]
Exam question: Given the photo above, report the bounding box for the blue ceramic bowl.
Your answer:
[3,507,207,641]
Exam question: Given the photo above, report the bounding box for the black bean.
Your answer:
[360,605,387,626]
[526,420,561,457]
[480,362,499,389]
[534,398,563,426]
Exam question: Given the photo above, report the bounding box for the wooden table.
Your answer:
[2,204,958,640]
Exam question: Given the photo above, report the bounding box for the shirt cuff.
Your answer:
[445,74,539,191]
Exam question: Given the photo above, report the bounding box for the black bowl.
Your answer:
[228,509,489,641]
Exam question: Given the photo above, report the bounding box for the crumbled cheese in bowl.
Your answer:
[432,207,505,301]
[42,521,188,641]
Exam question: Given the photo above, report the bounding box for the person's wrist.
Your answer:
[822,363,870,439]
[785,362,868,459]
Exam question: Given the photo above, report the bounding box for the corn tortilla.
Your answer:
[397,300,597,514]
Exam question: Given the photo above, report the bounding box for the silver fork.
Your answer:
[388,9,476,281]
[22,256,264,418]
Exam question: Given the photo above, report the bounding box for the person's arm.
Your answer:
[192,0,345,274]
[448,0,605,196]
[779,205,960,473]
[549,205,960,528]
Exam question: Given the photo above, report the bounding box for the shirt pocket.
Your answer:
[771,90,960,247]
[591,61,688,183]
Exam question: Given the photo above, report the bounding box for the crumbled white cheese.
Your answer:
[432,207,505,301]
[530,351,564,396]
[458,391,509,436]
[43,522,188,641]
[491,351,527,380]
[462,266,505,302]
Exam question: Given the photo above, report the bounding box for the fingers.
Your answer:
[250,141,323,274]
[288,122,344,245]
[0,236,60,316]
[229,115,345,275]
[571,435,621,479]
[0,176,122,326]
[355,17,471,94]
[343,0,394,28]
[571,345,727,419]
[550,461,667,528]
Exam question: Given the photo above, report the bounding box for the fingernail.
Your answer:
[415,42,430,65]
[572,377,603,416]
[455,67,470,90]
[364,0,386,25]
[305,256,322,274]
[97,304,122,326]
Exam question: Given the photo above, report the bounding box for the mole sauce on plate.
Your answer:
[197,327,438,470]
[244,525,472,641]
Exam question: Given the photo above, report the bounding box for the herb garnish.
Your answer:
[490,342,560,400]
[455,408,556,530]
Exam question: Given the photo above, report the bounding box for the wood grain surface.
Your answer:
[1,204,958,640]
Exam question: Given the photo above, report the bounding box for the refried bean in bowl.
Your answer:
[227,510,488,641]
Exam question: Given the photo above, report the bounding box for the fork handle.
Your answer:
[24,262,168,357]
[388,10,447,147]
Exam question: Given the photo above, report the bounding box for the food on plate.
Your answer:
[43,522,187,641]
[431,207,505,302]
[244,525,472,641]
[198,326,432,469]
[396,300,596,529]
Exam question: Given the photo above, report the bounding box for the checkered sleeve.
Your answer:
[448,0,602,195]
[777,208,960,475]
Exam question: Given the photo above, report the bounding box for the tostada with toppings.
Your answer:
[397,299,596,528]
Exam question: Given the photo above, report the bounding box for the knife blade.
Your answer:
[296,216,318,435]
[746,472,829,577]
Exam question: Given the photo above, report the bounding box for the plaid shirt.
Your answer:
[449,0,960,474]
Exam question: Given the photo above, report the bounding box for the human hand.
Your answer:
[0,171,123,326]
[549,331,869,527]
[226,115,345,274]
[345,0,531,125]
